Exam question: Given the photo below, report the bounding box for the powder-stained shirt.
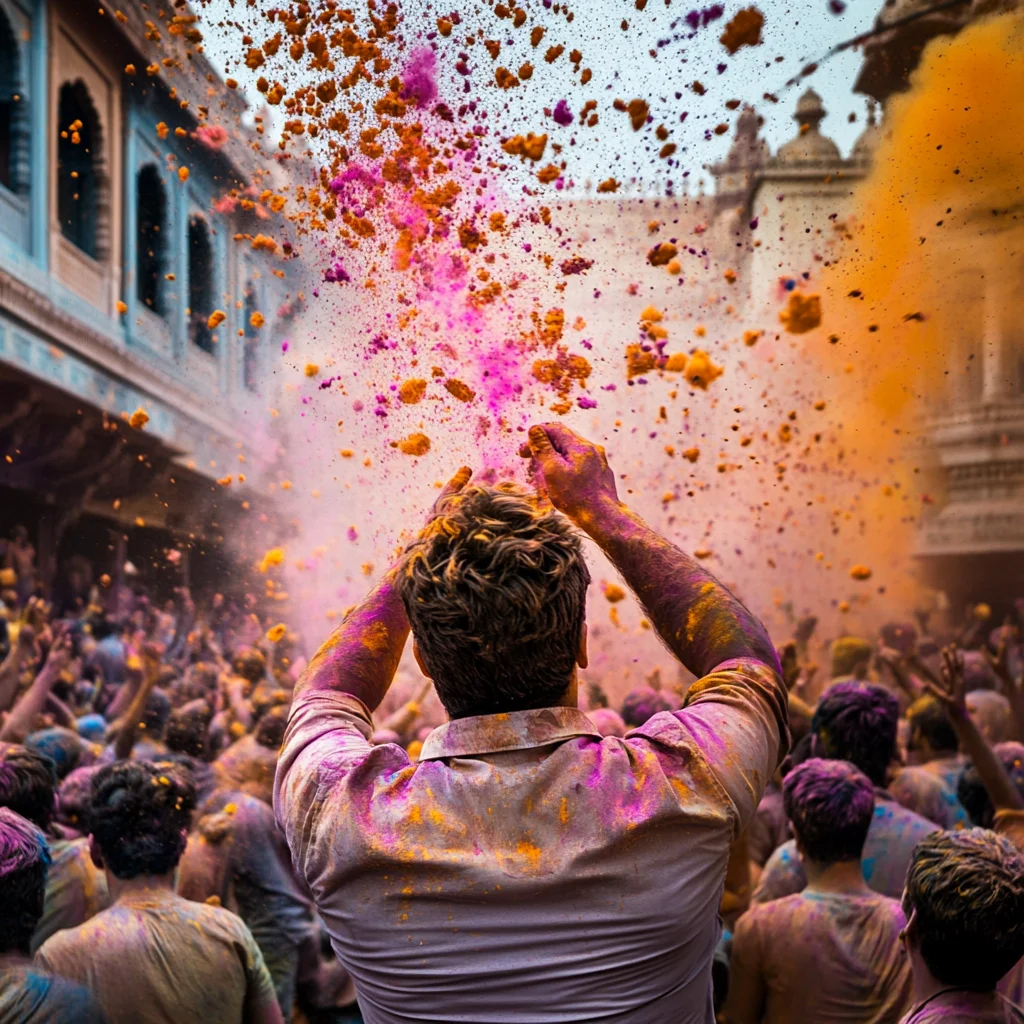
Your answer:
[35,889,277,1024]
[275,657,787,1024]
[728,890,911,1024]
[890,766,969,830]
[178,789,317,1015]
[752,792,937,903]
[215,734,279,804]
[900,990,1024,1023]
[917,755,969,796]
[30,835,109,954]
[0,965,106,1024]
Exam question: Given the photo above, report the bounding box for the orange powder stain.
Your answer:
[559,797,569,824]
[360,620,390,654]
[516,839,543,868]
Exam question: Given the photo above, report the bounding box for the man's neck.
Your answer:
[107,870,177,903]
[909,947,985,1008]
[804,858,871,896]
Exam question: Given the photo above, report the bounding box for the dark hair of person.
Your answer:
[0,746,58,829]
[0,807,50,955]
[907,695,959,756]
[57,766,101,835]
[231,647,266,684]
[141,688,173,737]
[904,828,1024,991]
[255,704,289,749]
[90,618,117,641]
[396,484,591,719]
[783,757,875,863]
[189,662,220,692]
[89,761,195,879]
[165,701,212,759]
[810,681,898,787]
[958,742,1024,829]
[879,621,917,652]
[781,731,816,777]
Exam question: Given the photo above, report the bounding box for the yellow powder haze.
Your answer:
[805,8,1024,612]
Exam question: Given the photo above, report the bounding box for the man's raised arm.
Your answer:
[526,423,780,677]
[527,422,788,823]
[291,465,473,711]
[292,574,410,711]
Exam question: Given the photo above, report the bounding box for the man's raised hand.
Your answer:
[525,422,619,528]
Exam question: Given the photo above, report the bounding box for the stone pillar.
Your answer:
[981,273,1011,404]
[29,0,48,268]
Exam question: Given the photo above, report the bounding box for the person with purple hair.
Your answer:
[728,758,911,1023]
[753,681,937,903]
[0,746,109,952]
[0,807,105,1023]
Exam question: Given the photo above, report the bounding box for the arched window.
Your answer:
[136,166,167,316]
[243,281,259,390]
[188,214,214,352]
[0,8,27,195]
[57,81,108,259]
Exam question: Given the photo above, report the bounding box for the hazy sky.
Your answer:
[197,0,879,194]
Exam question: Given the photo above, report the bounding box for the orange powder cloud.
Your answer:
[800,8,1024,613]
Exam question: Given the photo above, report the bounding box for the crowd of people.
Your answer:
[2,423,1024,1023]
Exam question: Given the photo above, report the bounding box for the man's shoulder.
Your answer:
[175,893,261,946]
[875,794,941,837]
[34,918,93,970]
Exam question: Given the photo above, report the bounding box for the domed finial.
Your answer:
[793,88,826,134]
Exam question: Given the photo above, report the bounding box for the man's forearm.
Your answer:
[0,648,27,712]
[951,706,1024,812]
[293,574,410,711]
[0,666,57,743]
[585,499,779,679]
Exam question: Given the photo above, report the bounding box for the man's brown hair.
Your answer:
[904,828,1024,991]
[397,484,590,719]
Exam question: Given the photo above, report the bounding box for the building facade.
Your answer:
[0,0,304,592]
[853,0,1024,607]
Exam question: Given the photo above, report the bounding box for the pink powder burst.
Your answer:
[401,47,438,108]
[195,124,229,150]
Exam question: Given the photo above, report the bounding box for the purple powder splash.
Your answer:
[552,100,573,126]
[401,47,438,108]
[324,261,351,284]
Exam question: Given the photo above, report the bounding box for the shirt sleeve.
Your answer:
[242,927,280,1011]
[633,658,789,834]
[273,689,410,879]
[34,932,82,985]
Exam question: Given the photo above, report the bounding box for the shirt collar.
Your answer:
[419,706,601,760]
